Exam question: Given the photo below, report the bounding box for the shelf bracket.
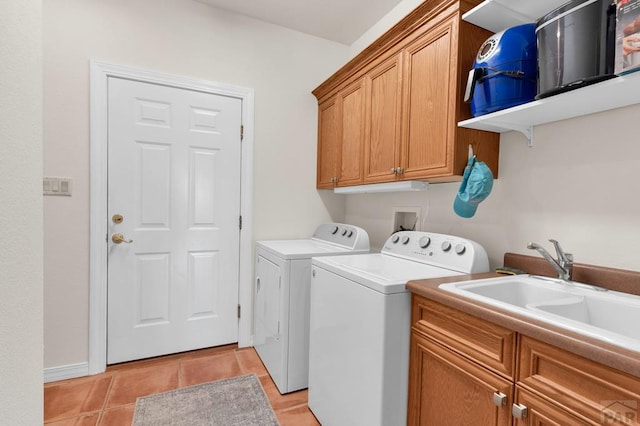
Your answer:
[512,125,534,147]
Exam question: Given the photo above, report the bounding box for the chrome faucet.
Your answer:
[527,239,573,281]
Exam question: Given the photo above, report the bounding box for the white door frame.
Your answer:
[89,61,254,375]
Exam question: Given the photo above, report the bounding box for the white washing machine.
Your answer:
[308,231,489,426]
[253,223,370,394]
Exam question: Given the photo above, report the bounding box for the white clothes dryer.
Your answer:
[308,231,489,426]
[253,223,369,394]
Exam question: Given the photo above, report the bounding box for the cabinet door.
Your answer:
[513,387,599,426]
[408,332,513,426]
[316,97,340,188]
[401,17,456,179]
[518,336,640,425]
[363,54,403,183]
[338,79,365,186]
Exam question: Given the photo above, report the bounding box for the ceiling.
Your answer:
[194,0,406,45]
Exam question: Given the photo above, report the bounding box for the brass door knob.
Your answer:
[112,233,133,244]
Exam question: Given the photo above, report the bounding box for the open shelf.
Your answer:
[460,0,640,145]
[462,0,567,33]
[458,71,640,145]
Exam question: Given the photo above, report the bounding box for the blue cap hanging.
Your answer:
[453,156,494,218]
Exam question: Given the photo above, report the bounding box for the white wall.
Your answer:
[43,0,349,369]
[343,0,640,273]
[345,105,640,272]
[0,2,44,424]
[349,0,424,57]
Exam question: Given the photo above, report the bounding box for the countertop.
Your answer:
[406,273,640,378]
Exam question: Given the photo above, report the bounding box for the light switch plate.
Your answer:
[43,177,72,196]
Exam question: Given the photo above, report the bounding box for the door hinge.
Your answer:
[239,215,243,230]
[237,304,241,319]
[240,124,244,141]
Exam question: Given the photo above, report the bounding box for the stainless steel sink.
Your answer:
[439,275,640,352]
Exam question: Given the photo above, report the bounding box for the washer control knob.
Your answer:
[347,230,354,238]
[391,235,400,244]
[455,244,466,255]
[401,236,410,245]
[419,236,431,249]
[441,241,452,252]
[342,229,348,236]
[331,226,339,235]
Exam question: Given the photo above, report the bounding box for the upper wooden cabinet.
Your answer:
[316,78,367,189]
[339,79,366,186]
[401,18,455,180]
[316,97,340,188]
[363,54,403,183]
[313,0,500,189]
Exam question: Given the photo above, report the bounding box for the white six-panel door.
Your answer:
[107,77,242,364]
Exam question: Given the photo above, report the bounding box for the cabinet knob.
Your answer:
[396,167,404,174]
[390,167,397,174]
[512,403,528,419]
[492,392,507,407]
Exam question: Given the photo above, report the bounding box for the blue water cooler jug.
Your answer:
[464,23,537,117]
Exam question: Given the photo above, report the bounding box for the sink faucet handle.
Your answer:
[528,240,573,281]
[548,239,570,263]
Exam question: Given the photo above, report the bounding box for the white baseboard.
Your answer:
[44,362,89,383]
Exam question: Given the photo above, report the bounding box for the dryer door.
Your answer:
[253,254,285,388]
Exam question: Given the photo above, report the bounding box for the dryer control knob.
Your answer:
[342,229,348,236]
[347,230,353,238]
[331,226,339,235]
[419,236,431,249]
[391,235,400,244]
[401,236,410,245]
[441,241,452,252]
[455,244,466,255]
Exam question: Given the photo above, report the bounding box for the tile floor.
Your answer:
[44,345,320,425]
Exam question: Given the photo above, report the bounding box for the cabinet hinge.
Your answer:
[237,304,241,319]
[240,125,244,141]
[239,215,242,230]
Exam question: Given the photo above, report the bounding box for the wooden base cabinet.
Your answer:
[408,333,513,426]
[513,387,595,426]
[313,0,499,189]
[408,295,640,426]
[517,336,640,426]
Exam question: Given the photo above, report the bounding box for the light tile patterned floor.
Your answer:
[44,345,320,425]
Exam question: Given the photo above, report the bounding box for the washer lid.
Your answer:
[257,239,368,260]
[312,253,463,294]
